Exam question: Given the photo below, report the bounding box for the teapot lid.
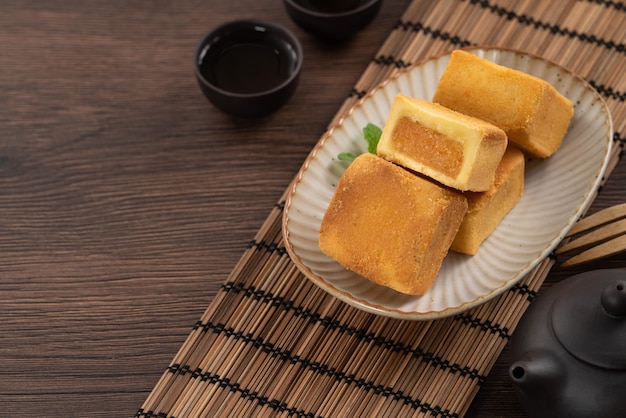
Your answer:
[551,269,626,370]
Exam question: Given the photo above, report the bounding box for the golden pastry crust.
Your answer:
[319,153,468,295]
[451,147,525,255]
[376,95,508,192]
[433,50,573,158]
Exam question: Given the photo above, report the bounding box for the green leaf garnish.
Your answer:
[337,152,357,162]
[363,123,382,154]
[336,123,383,162]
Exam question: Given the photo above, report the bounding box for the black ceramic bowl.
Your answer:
[194,19,303,118]
[283,0,382,40]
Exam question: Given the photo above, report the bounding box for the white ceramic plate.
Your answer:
[282,47,613,320]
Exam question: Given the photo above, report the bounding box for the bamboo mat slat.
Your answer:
[137,1,626,417]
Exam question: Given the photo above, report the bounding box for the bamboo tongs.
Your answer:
[557,203,626,267]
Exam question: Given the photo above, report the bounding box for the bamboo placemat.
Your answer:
[137,1,626,417]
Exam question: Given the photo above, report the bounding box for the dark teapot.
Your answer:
[508,269,626,418]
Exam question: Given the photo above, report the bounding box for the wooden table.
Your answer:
[1,1,624,417]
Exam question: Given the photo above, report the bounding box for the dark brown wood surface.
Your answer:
[1,1,624,417]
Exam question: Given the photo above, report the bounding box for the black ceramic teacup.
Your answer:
[194,19,303,118]
[284,0,383,40]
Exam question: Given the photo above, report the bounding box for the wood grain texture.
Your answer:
[1,1,625,417]
[0,1,410,417]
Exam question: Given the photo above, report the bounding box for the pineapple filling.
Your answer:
[391,116,463,178]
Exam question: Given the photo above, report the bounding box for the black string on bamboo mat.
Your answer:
[137,1,626,416]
